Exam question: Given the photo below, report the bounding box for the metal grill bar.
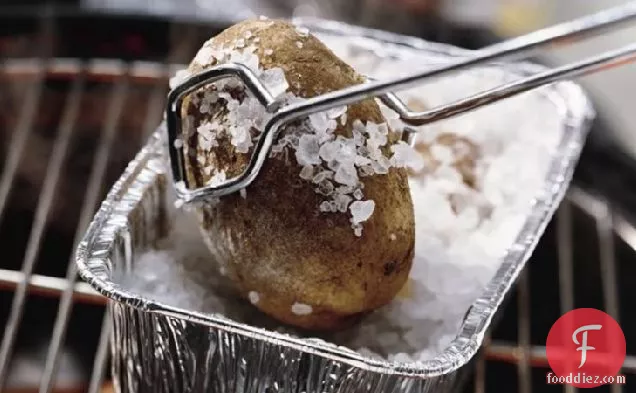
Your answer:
[143,83,168,139]
[0,75,79,391]
[596,200,622,393]
[137,26,199,141]
[0,78,49,388]
[556,199,576,393]
[88,312,112,393]
[36,72,86,393]
[486,343,636,373]
[0,73,44,224]
[0,12,53,224]
[37,73,129,393]
[0,269,101,304]
[473,335,488,393]
[37,23,195,391]
[517,272,532,393]
[0,13,54,385]
[557,200,575,315]
[0,58,172,83]
[568,188,625,391]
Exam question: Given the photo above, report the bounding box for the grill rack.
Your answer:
[0,13,635,393]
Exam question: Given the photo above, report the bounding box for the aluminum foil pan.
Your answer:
[76,19,595,393]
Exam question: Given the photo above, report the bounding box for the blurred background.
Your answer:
[0,0,634,392]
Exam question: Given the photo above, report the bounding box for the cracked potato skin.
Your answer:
[182,19,415,331]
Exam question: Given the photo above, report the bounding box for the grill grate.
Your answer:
[0,13,202,391]
[0,12,635,393]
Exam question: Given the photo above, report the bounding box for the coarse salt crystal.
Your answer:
[354,155,372,167]
[173,139,183,149]
[327,106,347,120]
[197,122,217,141]
[169,69,190,90]
[299,165,314,180]
[340,113,348,126]
[296,135,321,166]
[337,185,355,194]
[318,141,338,162]
[371,157,390,175]
[390,141,425,171]
[264,49,273,56]
[271,143,285,154]
[365,122,388,150]
[207,171,227,187]
[316,180,334,196]
[352,119,365,132]
[390,233,397,241]
[378,123,389,135]
[353,130,365,147]
[260,68,289,99]
[240,189,247,199]
[334,164,358,187]
[430,144,454,165]
[229,49,260,73]
[353,188,364,200]
[247,291,260,304]
[312,170,332,184]
[350,200,375,224]
[309,112,330,136]
[296,41,304,49]
[194,46,215,65]
[359,165,375,177]
[259,15,268,20]
[291,303,312,315]
[334,193,353,213]
[296,26,310,36]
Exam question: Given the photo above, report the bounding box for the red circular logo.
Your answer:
[546,308,626,388]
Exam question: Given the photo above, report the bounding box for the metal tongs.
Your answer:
[166,2,636,204]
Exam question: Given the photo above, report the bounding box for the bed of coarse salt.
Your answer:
[115,33,563,362]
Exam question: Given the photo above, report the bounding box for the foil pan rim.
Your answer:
[76,19,596,379]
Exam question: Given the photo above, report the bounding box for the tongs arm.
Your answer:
[281,1,636,128]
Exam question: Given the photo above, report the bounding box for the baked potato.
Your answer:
[176,19,416,330]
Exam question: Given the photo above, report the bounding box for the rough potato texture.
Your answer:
[181,19,415,331]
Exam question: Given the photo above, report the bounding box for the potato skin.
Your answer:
[182,19,415,331]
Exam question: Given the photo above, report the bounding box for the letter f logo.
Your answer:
[572,324,602,368]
